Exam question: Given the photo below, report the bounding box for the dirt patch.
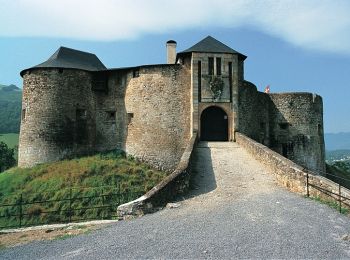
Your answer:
[0,223,106,249]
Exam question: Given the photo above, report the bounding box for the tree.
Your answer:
[0,141,16,172]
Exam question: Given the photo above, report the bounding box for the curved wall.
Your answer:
[18,69,95,167]
[269,93,325,173]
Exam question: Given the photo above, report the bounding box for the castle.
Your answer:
[18,36,325,174]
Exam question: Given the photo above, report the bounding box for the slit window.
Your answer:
[279,123,289,130]
[208,57,214,75]
[107,111,116,121]
[216,57,221,75]
[133,69,140,78]
[76,109,87,120]
[128,113,134,124]
[198,61,201,102]
[22,108,26,121]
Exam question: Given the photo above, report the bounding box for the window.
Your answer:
[76,109,87,120]
[279,123,289,130]
[208,57,214,75]
[128,113,134,124]
[198,61,202,102]
[22,108,26,121]
[228,62,232,102]
[133,69,140,78]
[216,57,221,75]
[107,111,116,121]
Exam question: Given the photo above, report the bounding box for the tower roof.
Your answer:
[178,36,246,59]
[21,47,106,76]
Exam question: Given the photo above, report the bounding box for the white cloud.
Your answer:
[1,0,350,54]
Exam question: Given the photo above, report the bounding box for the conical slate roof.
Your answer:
[21,47,106,76]
[178,36,246,59]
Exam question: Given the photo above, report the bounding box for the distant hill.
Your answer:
[325,132,350,151]
[0,84,22,133]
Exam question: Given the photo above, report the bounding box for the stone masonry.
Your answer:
[18,36,325,174]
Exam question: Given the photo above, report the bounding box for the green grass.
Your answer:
[308,196,349,215]
[0,133,19,160]
[0,151,168,229]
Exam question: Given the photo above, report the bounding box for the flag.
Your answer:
[264,85,270,93]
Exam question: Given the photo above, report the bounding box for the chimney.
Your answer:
[166,40,177,64]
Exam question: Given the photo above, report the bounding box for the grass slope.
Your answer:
[0,151,167,228]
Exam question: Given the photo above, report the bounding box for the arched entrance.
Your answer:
[200,106,228,141]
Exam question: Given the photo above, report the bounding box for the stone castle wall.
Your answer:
[237,81,325,174]
[19,64,192,172]
[238,81,270,145]
[19,69,96,167]
[120,64,192,171]
[269,93,325,174]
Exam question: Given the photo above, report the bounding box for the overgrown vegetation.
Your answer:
[326,161,350,190]
[0,84,22,134]
[0,133,19,162]
[0,151,167,228]
[0,141,16,173]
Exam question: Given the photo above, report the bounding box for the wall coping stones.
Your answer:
[236,132,350,210]
[117,132,198,218]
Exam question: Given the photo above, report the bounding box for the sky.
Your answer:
[0,0,349,133]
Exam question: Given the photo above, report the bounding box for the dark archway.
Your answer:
[200,106,228,141]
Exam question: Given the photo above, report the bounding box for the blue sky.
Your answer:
[0,0,349,133]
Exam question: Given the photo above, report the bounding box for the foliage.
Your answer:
[208,76,224,100]
[308,196,349,215]
[0,133,19,161]
[0,84,22,134]
[326,162,350,190]
[0,142,16,173]
[0,151,168,228]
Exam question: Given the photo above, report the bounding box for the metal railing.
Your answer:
[306,172,350,213]
[0,185,143,229]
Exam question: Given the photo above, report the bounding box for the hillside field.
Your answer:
[0,151,167,229]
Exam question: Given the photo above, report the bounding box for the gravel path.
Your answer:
[1,142,350,259]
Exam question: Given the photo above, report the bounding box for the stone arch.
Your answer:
[200,106,229,141]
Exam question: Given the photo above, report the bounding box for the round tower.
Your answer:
[18,68,96,167]
[269,93,325,174]
[18,46,107,167]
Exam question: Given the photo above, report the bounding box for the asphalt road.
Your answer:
[1,142,350,259]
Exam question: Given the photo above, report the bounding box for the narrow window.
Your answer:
[279,123,289,130]
[22,108,26,121]
[198,61,202,102]
[318,124,322,136]
[133,69,139,78]
[208,57,214,75]
[128,113,134,124]
[228,62,232,102]
[76,109,87,120]
[107,111,116,121]
[216,57,221,76]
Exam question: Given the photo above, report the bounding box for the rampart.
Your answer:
[117,132,197,217]
[236,132,350,211]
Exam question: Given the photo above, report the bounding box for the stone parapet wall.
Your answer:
[117,132,198,217]
[236,132,350,211]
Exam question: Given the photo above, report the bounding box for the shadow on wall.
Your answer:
[187,141,217,198]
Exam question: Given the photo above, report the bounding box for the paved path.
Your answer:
[1,142,350,259]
